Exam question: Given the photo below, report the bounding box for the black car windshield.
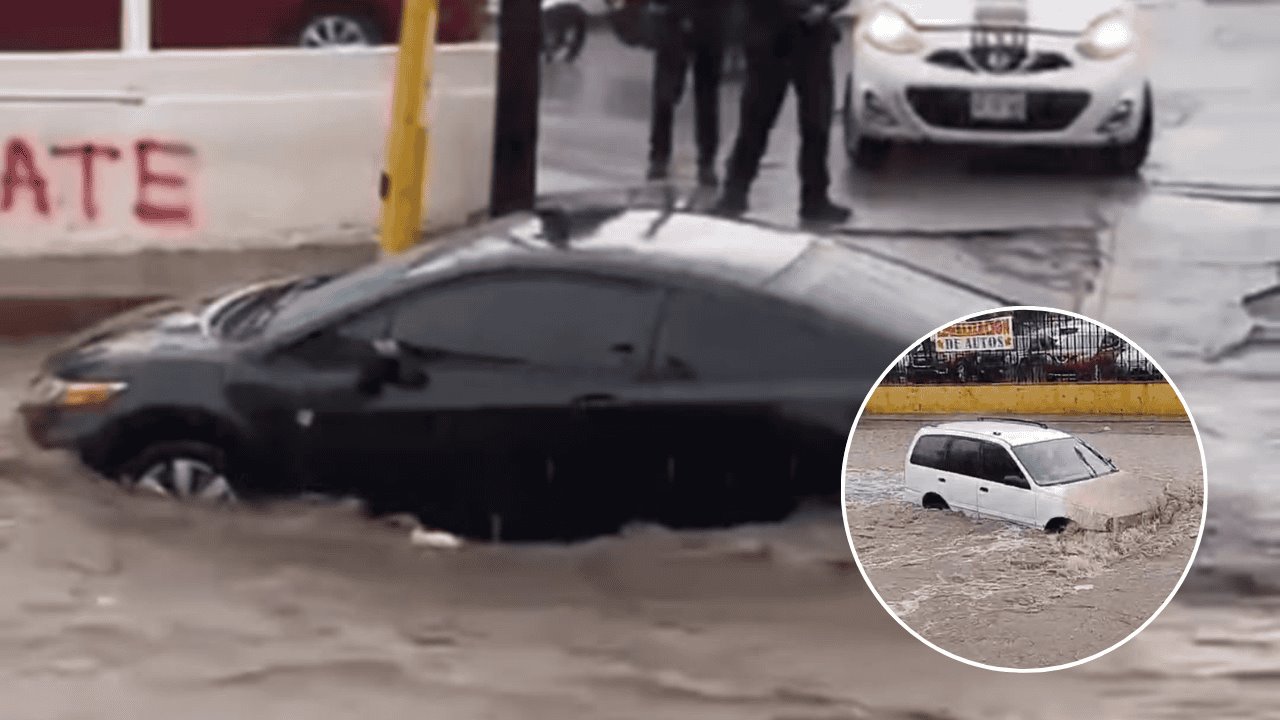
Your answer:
[1013,438,1117,486]
[262,217,528,338]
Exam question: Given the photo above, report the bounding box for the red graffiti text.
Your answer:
[1,137,196,226]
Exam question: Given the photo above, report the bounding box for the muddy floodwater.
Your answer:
[844,417,1205,670]
[0,343,1275,719]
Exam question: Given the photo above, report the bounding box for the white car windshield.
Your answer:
[1013,438,1117,486]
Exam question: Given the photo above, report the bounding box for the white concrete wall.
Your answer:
[0,44,497,256]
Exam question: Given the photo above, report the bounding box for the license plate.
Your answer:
[970,90,1028,122]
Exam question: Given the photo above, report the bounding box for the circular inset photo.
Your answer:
[841,307,1207,673]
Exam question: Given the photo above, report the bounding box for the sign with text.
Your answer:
[934,316,1015,353]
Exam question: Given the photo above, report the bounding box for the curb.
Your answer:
[0,296,164,340]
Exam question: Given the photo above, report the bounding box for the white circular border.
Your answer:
[838,305,1211,674]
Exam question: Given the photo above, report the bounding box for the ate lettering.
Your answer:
[1,139,51,215]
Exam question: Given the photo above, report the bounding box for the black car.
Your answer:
[18,201,1007,540]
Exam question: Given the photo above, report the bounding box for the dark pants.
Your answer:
[724,23,836,205]
[648,14,725,168]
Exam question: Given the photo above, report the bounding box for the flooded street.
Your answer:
[0,338,1269,718]
[844,418,1204,669]
[0,459,1109,720]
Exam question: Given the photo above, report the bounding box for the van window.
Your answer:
[910,435,950,470]
[980,442,1025,485]
[943,438,983,478]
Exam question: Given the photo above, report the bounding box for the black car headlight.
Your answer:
[23,376,128,409]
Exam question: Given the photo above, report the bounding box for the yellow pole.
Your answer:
[379,0,439,255]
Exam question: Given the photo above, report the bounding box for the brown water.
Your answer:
[0,343,1274,719]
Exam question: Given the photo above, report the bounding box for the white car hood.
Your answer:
[1049,470,1167,528]
[891,0,1128,33]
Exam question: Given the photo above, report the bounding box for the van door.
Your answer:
[907,434,954,504]
[976,441,1038,525]
[938,437,983,513]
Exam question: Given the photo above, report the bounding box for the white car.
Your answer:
[902,419,1165,532]
[843,0,1153,174]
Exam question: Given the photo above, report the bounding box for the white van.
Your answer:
[903,419,1165,532]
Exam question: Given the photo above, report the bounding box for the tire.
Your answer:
[842,76,891,172]
[1103,84,1153,176]
[298,13,380,48]
[922,493,950,511]
[117,441,240,504]
[1045,517,1075,535]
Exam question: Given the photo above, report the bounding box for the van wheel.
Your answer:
[922,493,949,511]
[1045,517,1075,534]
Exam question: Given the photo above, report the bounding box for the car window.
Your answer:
[942,437,983,478]
[910,435,950,470]
[980,442,1025,485]
[385,273,661,369]
[264,217,528,338]
[285,308,390,367]
[653,287,873,381]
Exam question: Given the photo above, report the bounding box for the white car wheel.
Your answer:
[1102,85,1154,176]
[843,75,892,172]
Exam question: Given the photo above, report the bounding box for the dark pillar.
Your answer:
[489,0,541,217]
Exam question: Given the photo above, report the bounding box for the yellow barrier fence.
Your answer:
[864,382,1185,417]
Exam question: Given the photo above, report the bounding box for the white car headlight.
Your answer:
[1078,11,1137,60]
[861,4,924,54]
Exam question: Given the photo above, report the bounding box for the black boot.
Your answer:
[647,159,670,182]
[712,188,749,217]
[697,163,719,188]
[799,197,851,225]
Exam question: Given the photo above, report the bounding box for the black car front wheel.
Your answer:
[117,441,239,505]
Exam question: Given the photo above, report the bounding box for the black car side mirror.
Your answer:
[356,355,398,395]
[1004,474,1030,489]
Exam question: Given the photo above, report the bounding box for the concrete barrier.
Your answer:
[0,44,497,264]
[864,382,1187,417]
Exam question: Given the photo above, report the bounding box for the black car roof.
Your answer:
[267,191,1014,343]
[408,207,812,288]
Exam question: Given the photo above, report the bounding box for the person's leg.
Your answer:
[691,16,726,186]
[648,19,690,180]
[792,26,848,222]
[717,41,789,214]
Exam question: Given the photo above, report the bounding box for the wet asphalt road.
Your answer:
[538,0,1280,310]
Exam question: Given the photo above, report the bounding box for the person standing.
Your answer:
[715,0,851,224]
[645,0,730,186]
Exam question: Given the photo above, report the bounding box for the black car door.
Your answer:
[625,284,886,525]
[296,269,665,539]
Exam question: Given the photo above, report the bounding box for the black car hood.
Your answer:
[42,278,296,376]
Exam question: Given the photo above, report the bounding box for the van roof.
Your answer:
[923,420,1071,447]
